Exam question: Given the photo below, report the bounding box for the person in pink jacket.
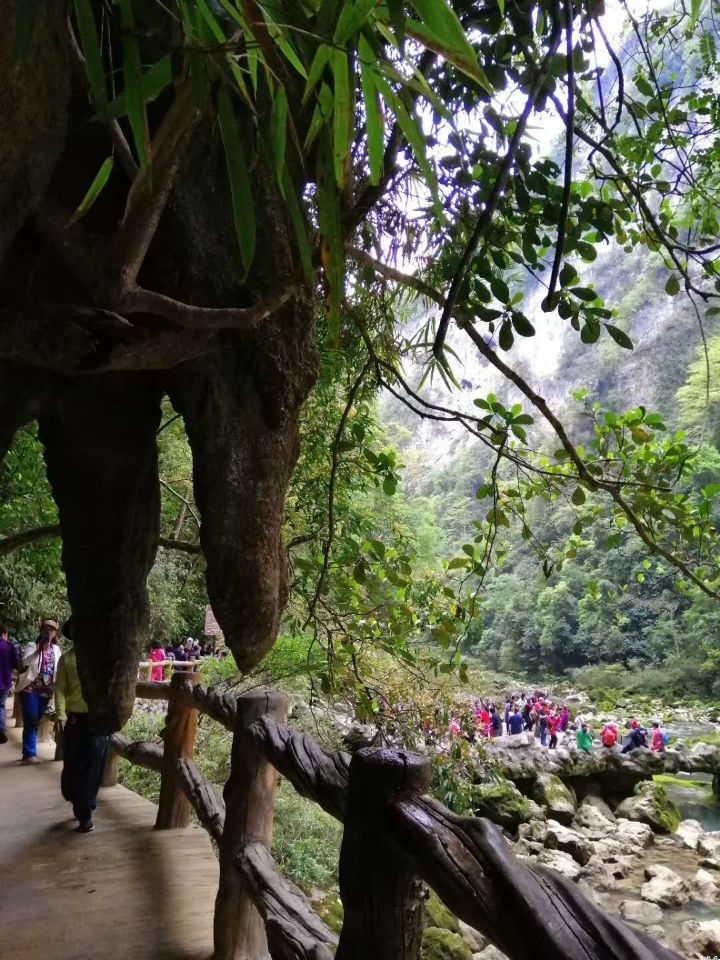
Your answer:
[148,640,166,681]
[651,722,666,752]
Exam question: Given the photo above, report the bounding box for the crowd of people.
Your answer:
[0,618,223,833]
[441,691,671,754]
[147,637,227,680]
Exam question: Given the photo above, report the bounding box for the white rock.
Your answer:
[614,818,654,849]
[544,820,594,865]
[578,856,616,890]
[641,864,690,907]
[698,832,720,859]
[692,868,720,903]
[536,848,582,881]
[645,924,668,946]
[475,946,508,960]
[680,918,720,957]
[572,804,616,840]
[677,819,706,850]
[517,820,548,845]
[619,899,663,926]
[459,920,487,953]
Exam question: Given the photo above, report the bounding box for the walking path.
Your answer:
[0,728,217,960]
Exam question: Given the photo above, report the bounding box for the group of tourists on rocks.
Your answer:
[443,690,671,755]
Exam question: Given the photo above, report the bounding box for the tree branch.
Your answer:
[120,284,301,330]
[0,524,201,557]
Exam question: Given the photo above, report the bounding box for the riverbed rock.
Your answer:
[578,855,616,890]
[458,921,486,954]
[572,802,616,840]
[698,832,720,859]
[474,946,508,960]
[530,774,577,825]
[619,899,663,926]
[614,781,680,834]
[535,848,582,881]
[645,925,668,947]
[680,918,720,958]
[517,819,548,845]
[472,780,538,832]
[614,818,654,849]
[675,819,704,850]
[422,927,473,960]
[640,863,690,907]
[691,868,720,903]
[544,820,593,865]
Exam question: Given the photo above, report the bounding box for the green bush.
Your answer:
[271,779,342,892]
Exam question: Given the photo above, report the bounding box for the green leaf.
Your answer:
[570,286,598,302]
[383,475,397,496]
[665,275,681,296]
[334,0,378,44]
[74,0,107,112]
[102,56,173,121]
[498,321,514,351]
[317,138,345,342]
[511,314,535,337]
[331,49,352,187]
[690,0,701,25]
[67,157,114,225]
[119,0,150,169]
[359,37,385,185]
[303,44,332,103]
[271,86,288,192]
[490,277,509,302]
[571,486,586,505]
[580,321,601,344]
[447,557,467,570]
[605,324,634,350]
[217,88,256,273]
[405,3,492,92]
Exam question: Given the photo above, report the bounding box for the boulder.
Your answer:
[579,794,616,821]
[474,947,508,960]
[544,820,593,865]
[578,856,616,890]
[619,899,663,926]
[691,868,720,903]
[513,838,543,858]
[530,774,577,825]
[614,818,654,850]
[701,857,720,871]
[689,741,720,771]
[536,848,582,881]
[680,919,720,958]
[698,832,720,859]
[472,780,539,832]
[517,819,548,845]
[425,892,459,933]
[422,927,473,960]
[614,781,680,834]
[572,803,616,840]
[458,921,486,954]
[645,925,669,947]
[641,864,690,907]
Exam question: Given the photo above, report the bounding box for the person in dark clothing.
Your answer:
[522,703,533,731]
[0,625,19,744]
[55,619,110,832]
[538,712,549,747]
[489,707,503,737]
[508,708,524,736]
[621,727,647,753]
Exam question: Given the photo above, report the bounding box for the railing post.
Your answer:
[335,748,430,960]
[101,748,120,787]
[155,670,201,829]
[214,689,288,960]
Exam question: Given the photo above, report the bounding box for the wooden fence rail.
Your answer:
[108,679,681,960]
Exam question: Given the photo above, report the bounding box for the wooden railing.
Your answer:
[106,676,680,960]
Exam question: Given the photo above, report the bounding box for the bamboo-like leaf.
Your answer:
[102,56,172,120]
[119,0,151,170]
[317,138,345,342]
[271,86,289,193]
[282,167,314,287]
[404,11,492,91]
[334,0,378,45]
[257,4,308,78]
[303,44,332,103]
[197,0,227,41]
[690,0,701,26]
[217,87,256,273]
[331,49,352,188]
[74,0,108,110]
[67,157,114,225]
[304,83,334,152]
[358,37,384,185]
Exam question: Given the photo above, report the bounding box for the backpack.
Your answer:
[663,733,671,746]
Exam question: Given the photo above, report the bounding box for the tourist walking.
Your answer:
[0,625,19,745]
[55,620,110,832]
[16,618,61,762]
[148,640,166,681]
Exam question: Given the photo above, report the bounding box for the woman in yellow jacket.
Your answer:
[55,620,109,833]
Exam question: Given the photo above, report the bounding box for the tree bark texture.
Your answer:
[39,374,162,732]
[215,690,288,960]
[335,749,429,960]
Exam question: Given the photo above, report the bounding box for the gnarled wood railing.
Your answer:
[107,677,680,960]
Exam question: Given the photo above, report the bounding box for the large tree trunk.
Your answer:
[39,374,162,731]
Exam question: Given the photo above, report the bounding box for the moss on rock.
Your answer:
[421,927,473,960]
[471,779,535,831]
[314,893,344,935]
[425,891,460,933]
[530,774,577,825]
[637,780,681,834]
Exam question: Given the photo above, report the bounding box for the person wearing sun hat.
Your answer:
[16,617,61,762]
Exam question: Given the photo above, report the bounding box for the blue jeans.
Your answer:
[60,714,110,822]
[19,691,49,759]
[0,688,8,732]
[540,729,547,746]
